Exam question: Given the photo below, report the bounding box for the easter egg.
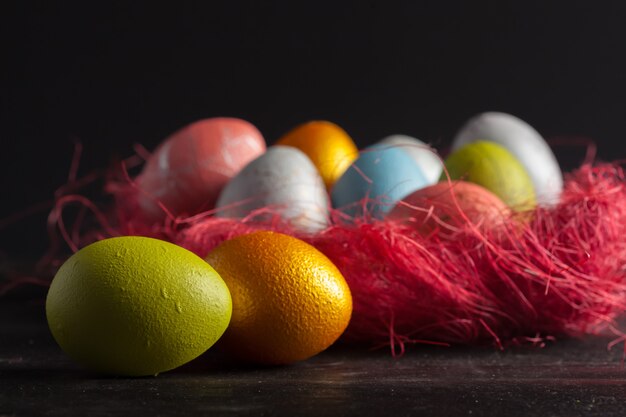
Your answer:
[276,120,358,189]
[378,134,443,185]
[205,231,352,365]
[444,141,536,211]
[388,181,510,232]
[136,117,266,220]
[453,112,562,205]
[331,144,429,218]
[46,236,232,376]
[216,146,329,233]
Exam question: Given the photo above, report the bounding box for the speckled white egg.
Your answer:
[216,146,329,233]
[452,112,563,205]
[378,135,443,185]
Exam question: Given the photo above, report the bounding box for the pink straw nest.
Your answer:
[10,153,626,354]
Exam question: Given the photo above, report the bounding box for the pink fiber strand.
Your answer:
[9,158,626,354]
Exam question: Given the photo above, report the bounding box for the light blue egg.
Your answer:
[331,144,428,218]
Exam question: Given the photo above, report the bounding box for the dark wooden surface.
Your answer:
[2,295,626,417]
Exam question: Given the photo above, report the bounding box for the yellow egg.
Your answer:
[277,120,359,189]
[443,141,536,211]
[45,236,232,376]
[205,231,353,365]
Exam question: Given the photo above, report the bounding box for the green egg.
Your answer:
[442,141,536,211]
[46,236,232,376]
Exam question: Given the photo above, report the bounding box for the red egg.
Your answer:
[388,181,510,232]
[137,118,266,220]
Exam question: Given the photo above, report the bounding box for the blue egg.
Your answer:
[331,144,428,218]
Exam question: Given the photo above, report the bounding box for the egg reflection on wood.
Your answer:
[331,144,429,218]
[216,146,329,233]
[136,117,266,220]
[378,135,443,185]
[453,112,563,205]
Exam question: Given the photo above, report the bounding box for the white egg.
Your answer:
[378,135,443,185]
[452,112,563,205]
[216,146,329,233]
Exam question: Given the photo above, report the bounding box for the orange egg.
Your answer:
[276,121,358,189]
[205,231,352,365]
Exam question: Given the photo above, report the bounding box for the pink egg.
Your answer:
[136,118,266,220]
[388,181,510,232]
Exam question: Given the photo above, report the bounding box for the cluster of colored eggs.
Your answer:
[45,111,563,376]
[46,232,353,376]
[135,112,562,231]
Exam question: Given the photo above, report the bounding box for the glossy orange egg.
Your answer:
[277,121,358,189]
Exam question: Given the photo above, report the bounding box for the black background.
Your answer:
[2,1,626,258]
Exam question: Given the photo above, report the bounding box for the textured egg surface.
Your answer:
[216,146,329,233]
[46,236,232,376]
[205,231,353,365]
[137,117,266,219]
